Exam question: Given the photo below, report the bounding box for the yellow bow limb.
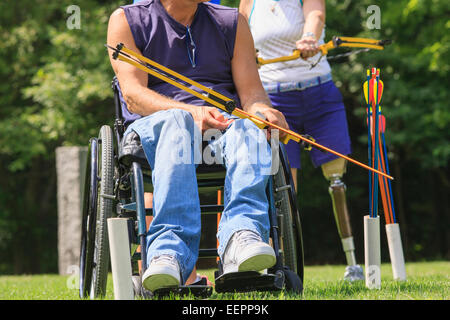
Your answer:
[256,36,390,65]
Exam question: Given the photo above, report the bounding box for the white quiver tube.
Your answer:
[108,218,134,300]
[385,223,406,281]
[364,215,381,289]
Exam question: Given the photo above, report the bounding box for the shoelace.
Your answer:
[235,230,262,246]
[152,255,177,267]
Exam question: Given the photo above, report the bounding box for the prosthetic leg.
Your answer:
[322,158,364,281]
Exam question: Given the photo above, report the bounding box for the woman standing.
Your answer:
[240,0,364,281]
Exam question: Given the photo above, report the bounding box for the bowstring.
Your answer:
[327,48,371,61]
[308,48,371,69]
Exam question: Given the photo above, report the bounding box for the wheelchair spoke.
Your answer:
[275,184,292,193]
[100,193,115,200]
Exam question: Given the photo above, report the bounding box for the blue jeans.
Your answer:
[124,109,272,283]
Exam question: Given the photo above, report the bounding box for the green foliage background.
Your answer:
[0,0,448,273]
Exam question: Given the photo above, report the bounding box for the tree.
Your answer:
[0,0,121,273]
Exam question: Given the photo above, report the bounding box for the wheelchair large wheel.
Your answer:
[79,137,98,298]
[273,145,304,283]
[79,125,115,298]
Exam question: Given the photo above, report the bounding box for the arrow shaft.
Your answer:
[377,133,392,224]
[381,132,397,223]
[366,74,373,217]
[371,73,381,217]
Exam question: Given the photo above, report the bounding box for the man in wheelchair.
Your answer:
[107,0,290,293]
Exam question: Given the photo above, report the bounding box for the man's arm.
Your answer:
[107,9,231,131]
[231,13,289,133]
[107,9,193,116]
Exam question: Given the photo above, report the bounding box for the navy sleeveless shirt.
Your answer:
[118,0,240,125]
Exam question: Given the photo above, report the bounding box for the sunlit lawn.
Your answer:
[0,261,448,300]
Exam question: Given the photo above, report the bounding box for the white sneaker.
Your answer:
[142,255,181,292]
[222,230,276,274]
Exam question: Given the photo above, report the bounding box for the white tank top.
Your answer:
[249,0,331,83]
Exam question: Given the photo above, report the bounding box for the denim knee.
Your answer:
[164,108,194,129]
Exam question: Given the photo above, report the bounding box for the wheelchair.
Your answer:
[79,77,305,299]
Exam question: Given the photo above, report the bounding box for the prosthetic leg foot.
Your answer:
[344,265,364,282]
[341,236,364,282]
[322,158,364,281]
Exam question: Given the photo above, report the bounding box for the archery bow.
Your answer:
[107,43,393,181]
[257,36,391,67]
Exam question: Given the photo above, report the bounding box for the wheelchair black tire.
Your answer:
[273,147,304,283]
[79,125,114,298]
[91,125,115,297]
[273,161,297,271]
[281,149,305,283]
[79,137,98,298]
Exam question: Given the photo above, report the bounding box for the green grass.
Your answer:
[0,261,448,300]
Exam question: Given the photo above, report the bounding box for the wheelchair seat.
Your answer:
[119,126,227,176]
[118,130,147,168]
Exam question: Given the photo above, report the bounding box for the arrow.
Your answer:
[365,110,386,134]
[366,70,373,218]
[363,77,384,107]
[371,68,381,218]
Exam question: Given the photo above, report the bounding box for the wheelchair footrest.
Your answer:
[214,271,284,293]
[153,285,213,299]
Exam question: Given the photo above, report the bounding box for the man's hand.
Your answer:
[189,106,234,133]
[295,36,320,60]
[246,104,290,140]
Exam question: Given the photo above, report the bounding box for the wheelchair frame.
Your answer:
[79,77,305,299]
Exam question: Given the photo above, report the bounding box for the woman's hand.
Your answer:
[295,36,320,59]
